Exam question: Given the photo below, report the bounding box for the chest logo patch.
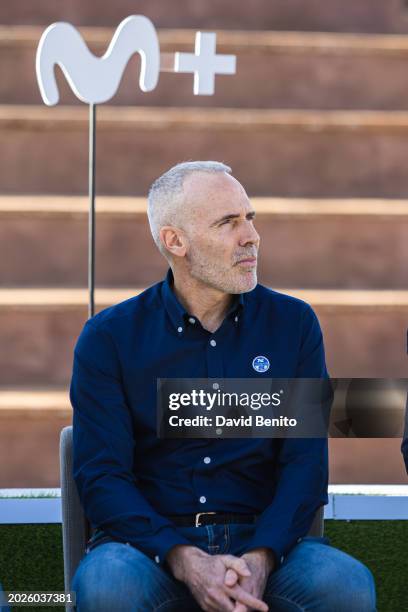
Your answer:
[252,355,270,373]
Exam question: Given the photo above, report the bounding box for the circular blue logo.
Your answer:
[252,355,270,373]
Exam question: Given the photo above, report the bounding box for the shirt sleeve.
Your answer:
[70,319,192,566]
[242,303,330,568]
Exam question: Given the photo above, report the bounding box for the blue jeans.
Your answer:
[72,523,376,611]
[0,582,10,612]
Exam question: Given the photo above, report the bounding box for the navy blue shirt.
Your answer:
[71,269,329,568]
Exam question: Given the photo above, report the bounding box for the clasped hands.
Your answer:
[166,544,274,612]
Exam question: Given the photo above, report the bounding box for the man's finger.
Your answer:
[221,555,252,577]
[224,584,268,612]
[224,568,239,587]
[233,605,249,612]
[206,590,235,612]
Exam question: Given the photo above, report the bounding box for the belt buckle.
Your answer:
[195,511,217,527]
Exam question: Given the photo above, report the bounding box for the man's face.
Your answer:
[181,172,260,293]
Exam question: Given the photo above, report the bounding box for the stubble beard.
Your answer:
[187,248,258,294]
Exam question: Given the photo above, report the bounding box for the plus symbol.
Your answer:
[174,32,236,95]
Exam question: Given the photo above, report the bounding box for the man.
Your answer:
[71,161,376,611]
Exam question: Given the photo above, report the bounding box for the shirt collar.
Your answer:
[161,268,244,333]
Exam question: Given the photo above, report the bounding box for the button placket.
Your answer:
[206,339,224,379]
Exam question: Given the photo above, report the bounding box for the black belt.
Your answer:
[167,512,259,527]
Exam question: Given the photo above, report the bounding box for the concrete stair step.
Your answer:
[0,389,71,414]
[0,389,71,487]
[5,28,408,109]
[0,288,406,386]
[0,0,407,33]
[1,196,407,289]
[0,389,405,486]
[3,105,408,197]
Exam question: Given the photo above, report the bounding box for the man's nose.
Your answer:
[239,221,260,247]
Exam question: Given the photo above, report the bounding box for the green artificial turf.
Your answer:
[0,524,64,612]
[0,521,406,611]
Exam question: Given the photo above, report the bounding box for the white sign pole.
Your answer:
[35,16,236,318]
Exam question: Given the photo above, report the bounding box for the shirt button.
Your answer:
[216,428,223,435]
[154,555,160,563]
[177,326,183,333]
[210,339,217,347]
[280,555,285,564]
[235,316,239,322]
[203,456,211,464]
[199,496,207,503]
[212,382,219,390]
[188,317,196,324]
[297,537,302,544]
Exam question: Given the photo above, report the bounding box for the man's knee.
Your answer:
[265,540,376,611]
[333,555,375,611]
[303,545,376,611]
[72,542,165,611]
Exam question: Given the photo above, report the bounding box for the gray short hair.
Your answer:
[147,161,232,258]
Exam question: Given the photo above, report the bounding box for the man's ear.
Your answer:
[159,226,188,258]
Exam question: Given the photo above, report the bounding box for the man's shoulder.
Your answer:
[86,281,162,331]
[249,283,314,316]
